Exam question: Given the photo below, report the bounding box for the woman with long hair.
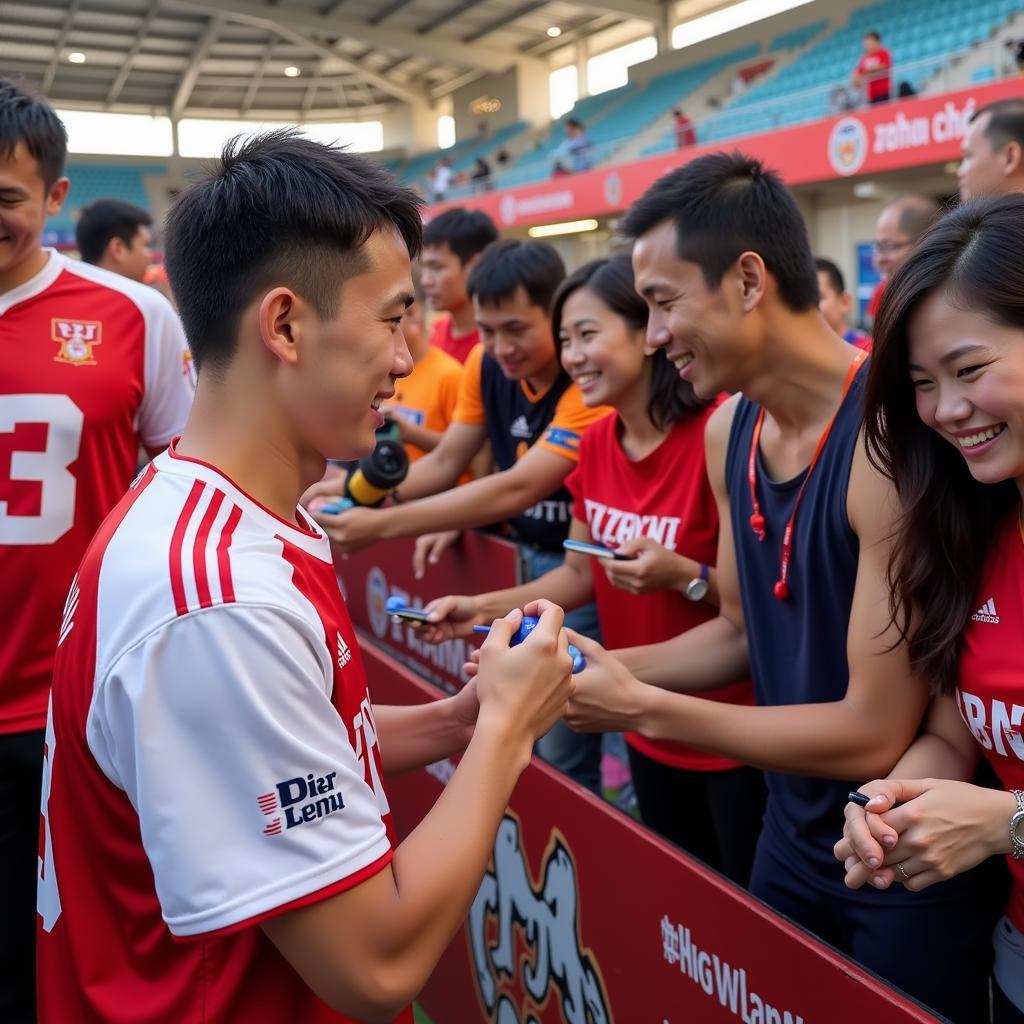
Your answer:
[418,255,765,884]
[836,194,1024,1023]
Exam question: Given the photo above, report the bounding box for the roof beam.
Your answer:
[106,0,162,105]
[417,0,477,36]
[241,33,275,114]
[585,0,662,21]
[171,14,223,118]
[41,0,82,93]
[368,0,416,26]
[462,0,548,44]
[428,67,485,100]
[165,0,520,71]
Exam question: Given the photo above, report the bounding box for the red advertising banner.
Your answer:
[364,642,941,1024]
[427,79,1023,229]
[337,530,521,694]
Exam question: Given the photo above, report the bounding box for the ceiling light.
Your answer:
[284,65,301,78]
[528,218,599,238]
[67,51,87,64]
[546,26,562,37]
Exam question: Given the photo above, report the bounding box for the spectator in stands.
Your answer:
[75,198,153,283]
[815,257,871,351]
[306,240,610,792]
[419,207,498,364]
[958,98,1024,202]
[429,157,453,202]
[852,30,892,106]
[559,118,593,172]
[419,255,766,885]
[470,157,492,190]
[866,194,940,328]
[673,109,695,149]
[552,160,570,178]
[559,152,999,1023]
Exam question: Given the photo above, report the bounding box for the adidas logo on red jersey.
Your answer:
[971,598,1000,625]
[336,631,352,669]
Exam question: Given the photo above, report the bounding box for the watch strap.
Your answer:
[1010,789,1024,861]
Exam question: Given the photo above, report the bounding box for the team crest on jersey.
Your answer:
[52,318,102,366]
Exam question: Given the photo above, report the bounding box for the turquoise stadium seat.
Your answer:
[50,163,165,235]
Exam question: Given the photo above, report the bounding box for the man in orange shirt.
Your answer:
[420,209,498,364]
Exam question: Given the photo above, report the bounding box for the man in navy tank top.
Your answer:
[564,153,1002,1022]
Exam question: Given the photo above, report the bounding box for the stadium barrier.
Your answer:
[339,534,942,1024]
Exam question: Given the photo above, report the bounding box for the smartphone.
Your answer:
[384,597,431,622]
[563,539,634,561]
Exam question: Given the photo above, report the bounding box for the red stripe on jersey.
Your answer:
[192,490,225,609]
[216,504,243,604]
[169,481,205,615]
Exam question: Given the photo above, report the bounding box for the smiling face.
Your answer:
[908,290,1024,491]
[278,227,415,461]
[0,141,68,290]
[558,285,647,409]
[631,218,754,399]
[474,285,556,383]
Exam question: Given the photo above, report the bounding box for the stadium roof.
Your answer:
[0,0,681,121]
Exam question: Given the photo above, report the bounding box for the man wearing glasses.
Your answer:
[864,194,940,329]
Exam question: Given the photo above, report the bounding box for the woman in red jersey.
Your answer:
[836,195,1024,1023]
[420,255,765,884]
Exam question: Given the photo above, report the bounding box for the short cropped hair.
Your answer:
[972,98,1024,151]
[620,151,819,311]
[815,257,845,295]
[467,238,565,313]
[164,129,422,373]
[76,198,152,264]
[0,78,67,188]
[422,208,498,265]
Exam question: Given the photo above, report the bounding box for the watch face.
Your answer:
[686,578,709,602]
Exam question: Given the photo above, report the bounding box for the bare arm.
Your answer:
[263,605,574,1023]
[389,415,446,455]
[610,396,749,692]
[568,435,931,781]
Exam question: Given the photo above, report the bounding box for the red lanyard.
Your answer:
[748,351,867,601]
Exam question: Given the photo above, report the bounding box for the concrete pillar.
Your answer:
[575,40,589,99]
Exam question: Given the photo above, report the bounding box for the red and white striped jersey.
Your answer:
[38,443,409,1023]
[0,250,193,734]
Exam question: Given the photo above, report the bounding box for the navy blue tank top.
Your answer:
[724,365,866,872]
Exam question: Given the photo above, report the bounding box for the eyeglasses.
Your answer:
[872,239,913,254]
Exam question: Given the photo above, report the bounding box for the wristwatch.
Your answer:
[1010,790,1024,861]
[685,563,710,602]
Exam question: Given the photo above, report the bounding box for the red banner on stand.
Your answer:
[365,643,941,1024]
[337,530,521,694]
[427,79,1023,229]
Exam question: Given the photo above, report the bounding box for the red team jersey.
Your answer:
[0,251,193,735]
[565,407,755,772]
[958,508,1024,934]
[38,445,411,1023]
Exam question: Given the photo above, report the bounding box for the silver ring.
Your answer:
[896,861,911,882]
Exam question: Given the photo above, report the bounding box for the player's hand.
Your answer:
[413,530,461,580]
[834,780,902,890]
[381,404,410,442]
[563,630,647,733]
[603,537,689,595]
[447,678,480,747]
[474,602,574,753]
[838,779,1016,893]
[417,594,486,644]
[314,505,382,554]
[301,466,348,512]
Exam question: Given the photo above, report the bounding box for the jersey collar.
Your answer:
[0,249,65,317]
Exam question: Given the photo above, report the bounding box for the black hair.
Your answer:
[565,118,583,130]
[76,198,152,264]
[422,207,498,265]
[551,255,710,431]
[620,151,819,311]
[0,78,67,188]
[815,257,845,295]
[865,30,882,42]
[164,129,422,374]
[466,238,565,313]
[972,97,1024,151]
[863,194,1024,695]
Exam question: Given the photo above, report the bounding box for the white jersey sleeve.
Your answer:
[136,293,194,451]
[87,603,392,938]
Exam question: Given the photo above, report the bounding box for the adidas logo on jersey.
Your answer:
[510,415,532,439]
[337,631,352,669]
[971,598,1000,625]
[58,575,79,647]
[257,770,345,835]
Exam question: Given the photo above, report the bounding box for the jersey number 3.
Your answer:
[0,394,84,544]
